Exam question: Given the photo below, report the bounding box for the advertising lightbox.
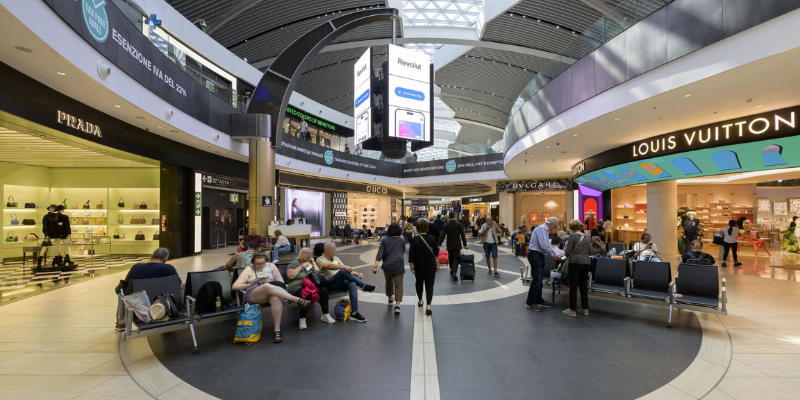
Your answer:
[353,48,372,146]
[285,189,326,236]
[387,44,431,142]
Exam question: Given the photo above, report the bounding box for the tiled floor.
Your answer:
[1,240,799,399]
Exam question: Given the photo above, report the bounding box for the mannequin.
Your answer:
[683,212,700,247]
[41,204,76,270]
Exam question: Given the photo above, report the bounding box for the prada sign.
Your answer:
[57,110,102,137]
[497,179,575,192]
[575,105,800,178]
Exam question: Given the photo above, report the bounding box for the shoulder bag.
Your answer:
[96,201,103,209]
[308,268,327,288]
[119,230,126,239]
[72,211,79,217]
[10,213,18,225]
[130,216,137,224]
[418,235,441,272]
[133,202,140,209]
[153,231,160,240]
[113,229,120,240]
[22,218,36,225]
[118,197,125,208]
[6,196,17,208]
[24,233,38,242]
[82,200,90,210]
[24,202,37,208]
[70,202,77,209]
[139,202,148,209]
[151,217,159,225]
[135,231,145,240]
[153,201,158,209]
[562,234,589,275]
[5,231,17,242]
[118,214,124,224]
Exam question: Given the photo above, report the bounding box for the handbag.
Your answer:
[72,217,78,225]
[133,202,140,209]
[130,216,137,224]
[139,202,148,209]
[153,231,160,240]
[10,213,18,225]
[6,196,17,207]
[118,197,125,208]
[24,233,38,242]
[78,245,85,255]
[72,211,79,217]
[118,214,124,224]
[5,231,17,242]
[140,216,146,224]
[153,201,158,209]
[98,217,106,224]
[82,218,89,225]
[98,226,106,235]
[135,231,145,240]
[712,233,725,245]
[96,201,103,209]
[71,202,77,209]
[151,217,159,225]
[562,234,589,275]
[24,203,37,208]
[119,230,126,239]
[85,227,93,233]
[71,227,79,233]
[22,219,36,225]
[82,200,90,209]
[418,235,441,272]
[98,210,106,218]
[41,238,52,246]
[84,211,91,217]
[308,269,327,287]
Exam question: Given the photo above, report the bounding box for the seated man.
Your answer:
[633,233,661,262]
[681,240,716,265]
[316,242,376,323]
[115,248,181,330]
[225,242,260,275]
[243,228,265,246]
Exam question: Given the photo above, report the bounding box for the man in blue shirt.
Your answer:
[434,215,445,232]
[116,248,181,330]
[525,217,561,312]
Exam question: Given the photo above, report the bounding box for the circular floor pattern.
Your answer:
[149,242,703,400]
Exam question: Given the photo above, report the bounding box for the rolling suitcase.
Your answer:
[459,250,476,281]
[515,242,528,257]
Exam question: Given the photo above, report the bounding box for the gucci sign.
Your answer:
[366,185,388,195]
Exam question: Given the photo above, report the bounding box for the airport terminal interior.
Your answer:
[2,0,800,399]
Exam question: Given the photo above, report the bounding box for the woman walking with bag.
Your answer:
[374,223,406,314]
[409,218,439,315]
[562,220,593,317]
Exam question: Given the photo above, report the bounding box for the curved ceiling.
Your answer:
[166,0,671,155]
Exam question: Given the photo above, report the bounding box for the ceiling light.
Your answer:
[655,118,664,122]
[157,126,162,129]
[614,118,620,121]
[755,104,763,108]
[114,105,121,108]
[684,94,691,97]
[56,71,65,76]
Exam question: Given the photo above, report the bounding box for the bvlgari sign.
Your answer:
[57,110,102,137]
[575,105,800,178]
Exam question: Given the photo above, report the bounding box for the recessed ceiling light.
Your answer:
[114,105,121,108]
[614,118,620,121]
[755,104,763,108]
[655,118,664,122]
[14,46,33,53]
[684,94,691,97]
[157,126,162,129]
[56,71,65,76]
[572,134,578,137]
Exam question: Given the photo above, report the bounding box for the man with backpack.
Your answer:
[115,248,181,330]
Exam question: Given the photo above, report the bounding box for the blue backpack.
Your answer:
[333,299,351,321]
[233,304,262,345]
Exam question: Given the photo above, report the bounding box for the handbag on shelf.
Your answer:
[133,202,140,209]
[98,210,106,218]
[72,217,78,224]
[139,216,146,224]
[6,196,17,208]
[72,227,79,233]
[71,202,77,209]
[24,233,38,242]
[151,217,159,225]
[85,227,93,233]
[96,201,103,209]
[118,214,124,224]
[22,219,36,225]
[82,200,90,210]
[118,197,125,208]
[98,217,106,224]
[153,201,158,209]
[130,216,137,224]
[82,218,89,225]
[10,213,18,225]
[135,231,145,240]
[84,211,92,217]
[98,226,106,235]
[113,229,120,239]
[78,245,85,255]
[119,230,126,239]
[24,203,37,208]
[139,202,148,209]
[72,211,79,217]
[5,231,17,242]
[88,249,96,255]
[153,231,160,240]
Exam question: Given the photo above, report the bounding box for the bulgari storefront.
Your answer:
[497,179,576,230]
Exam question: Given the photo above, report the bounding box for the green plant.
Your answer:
[781,228,799,253]
[677,207,704,253]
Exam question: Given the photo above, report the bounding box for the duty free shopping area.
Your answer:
[4,0,800,399]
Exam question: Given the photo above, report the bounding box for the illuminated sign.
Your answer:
[354,48,372,145]
[366,185,389,195]
[497,179,575,192]
[387,44,432,142]
[286,106,338,132]
[57,110,102,137]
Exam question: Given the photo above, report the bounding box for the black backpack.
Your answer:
[196,281,228,313]
[153,293,180,320]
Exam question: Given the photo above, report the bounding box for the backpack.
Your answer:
[196,281,228,313]
[685,252,714,265]
[233,304,262,345]
[334,299,352,321]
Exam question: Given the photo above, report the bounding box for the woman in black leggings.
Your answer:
[721,220,742,267]
[409,218,439,315]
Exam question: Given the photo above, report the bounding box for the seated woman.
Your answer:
[633,233,661,262]
[286,247,336,330]
[236,238,247,253]
[231,252,310,343]
[272,230,292,263]
[681,240,716,265]
[591,236,606,257]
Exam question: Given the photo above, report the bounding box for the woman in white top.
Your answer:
[602,220,613,243]
[272,230,292,262]
[633,233,661,262]
[720,220,741,267]
[232,252,310,343]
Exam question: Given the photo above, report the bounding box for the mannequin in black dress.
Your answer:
[41,204,76,270]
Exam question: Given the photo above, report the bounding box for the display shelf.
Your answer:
[3,208,38,212]
[118,224,159,228]
[117,209,161,212]
[4,225,37,228]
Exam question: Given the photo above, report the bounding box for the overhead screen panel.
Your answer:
[353,48,372,146]
[387,44,431,142]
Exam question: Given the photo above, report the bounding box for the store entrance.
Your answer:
[348,192,390,232]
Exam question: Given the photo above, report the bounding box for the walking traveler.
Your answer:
[439,211,468,281]
[602,219,613,243]
[562,220,592,317]
[409,218,438,315]
[479,215,502,277]
[525,217,560,312]
[374,223,406,313]
[721,220,742,268]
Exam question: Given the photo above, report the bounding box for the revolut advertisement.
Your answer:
[353,48,372,146]
[387,44,432,142]
[285,189,325,236]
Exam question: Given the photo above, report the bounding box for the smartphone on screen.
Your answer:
[395,109,425,141]
[355,110,369,144]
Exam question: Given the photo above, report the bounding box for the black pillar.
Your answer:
[159,165,193,258]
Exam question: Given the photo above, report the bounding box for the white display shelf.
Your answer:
[63,209,107,212]
[118,224,160,228]
[4,225,38,228]
[3,208,38,212]
[117,209,161,212]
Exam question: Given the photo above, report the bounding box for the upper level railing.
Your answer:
[509,0,667,117]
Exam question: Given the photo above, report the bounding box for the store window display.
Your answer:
[40,204,76,271]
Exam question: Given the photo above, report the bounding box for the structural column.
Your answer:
[248,137,275,237]
[647,180,678,258]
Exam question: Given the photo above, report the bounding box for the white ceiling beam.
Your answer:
[436,116,505,133]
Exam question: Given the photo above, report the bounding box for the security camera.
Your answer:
[164,107,174,120]
[193,19,207,31]
[97,61,111,79]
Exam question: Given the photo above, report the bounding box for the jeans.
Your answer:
[525,250,545,305]
[273,244,291,261]
[324,269,365,312]
[568,263,590,311]
[639,255,662,262]
[483,242,498,259]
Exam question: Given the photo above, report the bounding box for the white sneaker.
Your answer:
[320,313,336,324]
[299,318,307,330]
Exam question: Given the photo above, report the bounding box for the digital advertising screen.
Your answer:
[387,44,431,142]
[284,188,325,236]
[353,48,372,146]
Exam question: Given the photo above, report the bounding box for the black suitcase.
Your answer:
[515,243,528,257]
[459,251,476,281]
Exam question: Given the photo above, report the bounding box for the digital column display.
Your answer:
[387,44,431,142]
[353,48,372,146]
